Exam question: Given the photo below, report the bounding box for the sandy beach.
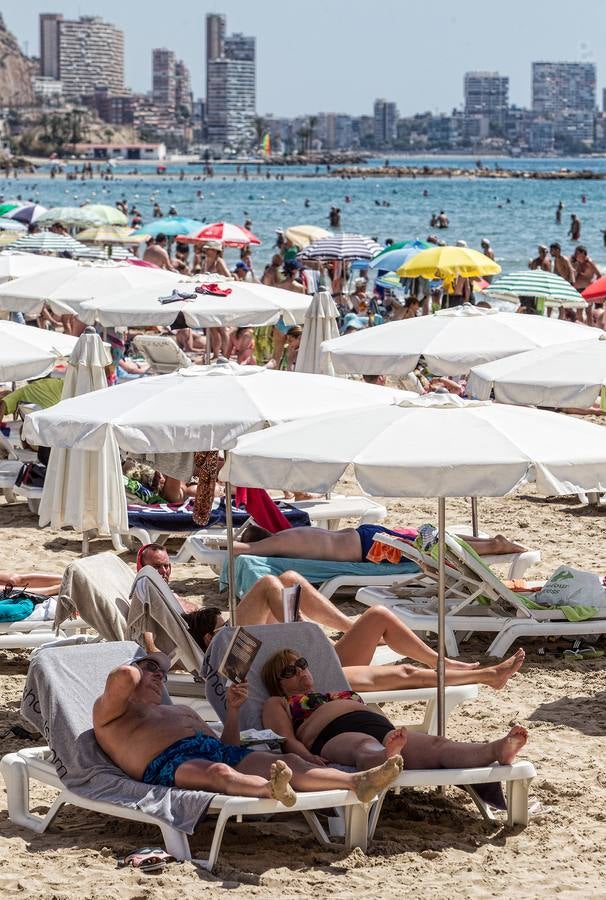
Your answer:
[1,468,606,898]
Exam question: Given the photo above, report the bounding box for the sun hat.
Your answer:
[341,312,366,332]
[202,239,223,251]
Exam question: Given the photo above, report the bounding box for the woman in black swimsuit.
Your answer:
[261,649,529,772]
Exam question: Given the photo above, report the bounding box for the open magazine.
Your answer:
[218,626,262,684]
[282,584,301,623]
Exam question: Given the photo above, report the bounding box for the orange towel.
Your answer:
[366,540,404,564]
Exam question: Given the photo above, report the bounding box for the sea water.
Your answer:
[4,155,606,272]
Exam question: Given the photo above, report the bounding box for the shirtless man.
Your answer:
[572,245,600,323]
[529,245,551,272]
[549,242,575,284]
[92,651,402,802]
[143,234,177,271]
[136,543,197,614]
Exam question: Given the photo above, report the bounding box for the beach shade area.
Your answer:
[137,216,205,238]
[8,232,91,256]
[398,245,501,279]
[178,221,260,247]
[0,262,180,317]
[468,337,606,408]
[298,233,381,261]
[78,278,312,329]
[0,320,77,382]
[320,305,600,376]
[0,252,77,284]
[37,330,127,543]
[485,271,586,308]
[284,225,331,248]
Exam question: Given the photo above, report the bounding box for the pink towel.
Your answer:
[234,487,292,533]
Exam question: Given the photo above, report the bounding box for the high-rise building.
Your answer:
[175,60,193,116]
[205,18,256,148]
[373,99,398,146]
[532,62,596,114]
[58,16,124,100]
[464,71,509,130]
[39,13,62,79]
[205,13,225,97]
[152,48,176,109]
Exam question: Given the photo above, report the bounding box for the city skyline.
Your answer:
[5,1,606,118]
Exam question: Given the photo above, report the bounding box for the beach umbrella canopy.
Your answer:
[0,320,77,382]
[298,233,381,261]
[178,221,261,247]
[468,337,606,408]
[138,216,205,238]
[2,203,47,224]
[294,291,340,375]
[0,202,21,217]
[24,363,413,454]
[375,271,404,291]
[369,240,430,271]
[0,252,76,284]
[0,219,27,232]
[37,330,127,537]
[37,205,127,227]
[74,245,134,261]
[0,262,180,317]
[581,275,606,304]
[78,278,311,329]
[485,271,586,309]
[398,246,501,279]
[76,225,146,244]
[9,231,90,257]
[284,225,331,248]
[320,304,601,376]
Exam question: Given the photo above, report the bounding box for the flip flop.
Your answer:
[117,847,175,872]
[563,646,604,660]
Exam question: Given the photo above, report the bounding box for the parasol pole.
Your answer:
[224,450,237,625]
[471,496,479,537]
[437,496,446,738]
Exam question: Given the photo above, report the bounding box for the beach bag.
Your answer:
[534,566,606,609]
[15,462,46,489]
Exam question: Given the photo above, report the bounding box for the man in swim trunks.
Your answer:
[92,649,402,803]
[232,524,526,562]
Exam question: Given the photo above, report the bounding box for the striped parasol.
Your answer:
[74,245,134,261]
[178,221,261,247]
[298,233,381,260]
[10,231,90,255]
[485,271,586,308]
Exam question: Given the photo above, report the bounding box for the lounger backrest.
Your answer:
[128,566,205,674]
[55,552,133,639]
[203,622,350,730]
[133,335,192,374]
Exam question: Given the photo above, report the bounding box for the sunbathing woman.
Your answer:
[261,649,529,770]
[0,571,62,598]
[183,585,526,692]
[232,523,526,561]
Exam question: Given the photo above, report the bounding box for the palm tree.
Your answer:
[253,116,266,150]
[308,115,318,152]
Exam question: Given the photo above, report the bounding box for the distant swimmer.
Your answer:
[430,213,438,227]
[436,210,449,228]
[555,201,564,224]
[568,214,581,241]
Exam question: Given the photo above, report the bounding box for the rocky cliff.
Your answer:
[0,14,35,106]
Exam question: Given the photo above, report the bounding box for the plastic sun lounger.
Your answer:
[172,495,388,569]
[204,622,535,829]
[357,532,606,658]
[132,334,192,375]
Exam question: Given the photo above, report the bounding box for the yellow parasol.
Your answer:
[397,245,501,279]
[76,226,146,244]
[284,225,331,249]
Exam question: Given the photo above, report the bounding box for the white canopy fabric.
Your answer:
[24,363,413,453]
[294,291,340,375]
[468,338,606,408]
[0,321,77,382]
[320,305,601,376]
[222,394,606,499]
[0,263,180,317]
[78,280,312,328]
[37,331,127,535]
[0,252,77,285]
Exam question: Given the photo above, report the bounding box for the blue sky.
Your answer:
[5,2,606,117]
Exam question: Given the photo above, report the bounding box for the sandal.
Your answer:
[117,847,175,872]
[563,644,604,661]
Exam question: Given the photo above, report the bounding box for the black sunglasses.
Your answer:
[279,657,308,680]
[136,659,168,682]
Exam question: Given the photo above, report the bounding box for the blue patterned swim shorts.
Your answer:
[142,732,253,787]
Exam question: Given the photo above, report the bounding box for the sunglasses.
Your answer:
[279,657,308,680]
[136,659,168,681]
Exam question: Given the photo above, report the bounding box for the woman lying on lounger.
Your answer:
[182,577,526,693]
[261,649,529,771]
[0,571,61,598]
[233,523,526,562]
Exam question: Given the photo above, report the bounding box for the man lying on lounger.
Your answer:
[232,523,526,562]
[92,648,402,804]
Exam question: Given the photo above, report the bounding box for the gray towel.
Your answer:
[203,622,350,729]
[127,567,205,675]
[54,553,133,641]
[21,640,213,833]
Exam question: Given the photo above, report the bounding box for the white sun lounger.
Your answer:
[357,532,606,657]
[132,334,192,375]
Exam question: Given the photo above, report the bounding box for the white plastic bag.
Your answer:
[534,566,606,609]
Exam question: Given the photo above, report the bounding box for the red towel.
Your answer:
[234,487,292,533]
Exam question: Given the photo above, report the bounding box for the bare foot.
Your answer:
[482,649,525,689]
[493,535,527,555]
[352,755,403,802]
[383,727,408,758]
[494,724,529,765]
[445,658,481,670]
[269,760,296,808]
